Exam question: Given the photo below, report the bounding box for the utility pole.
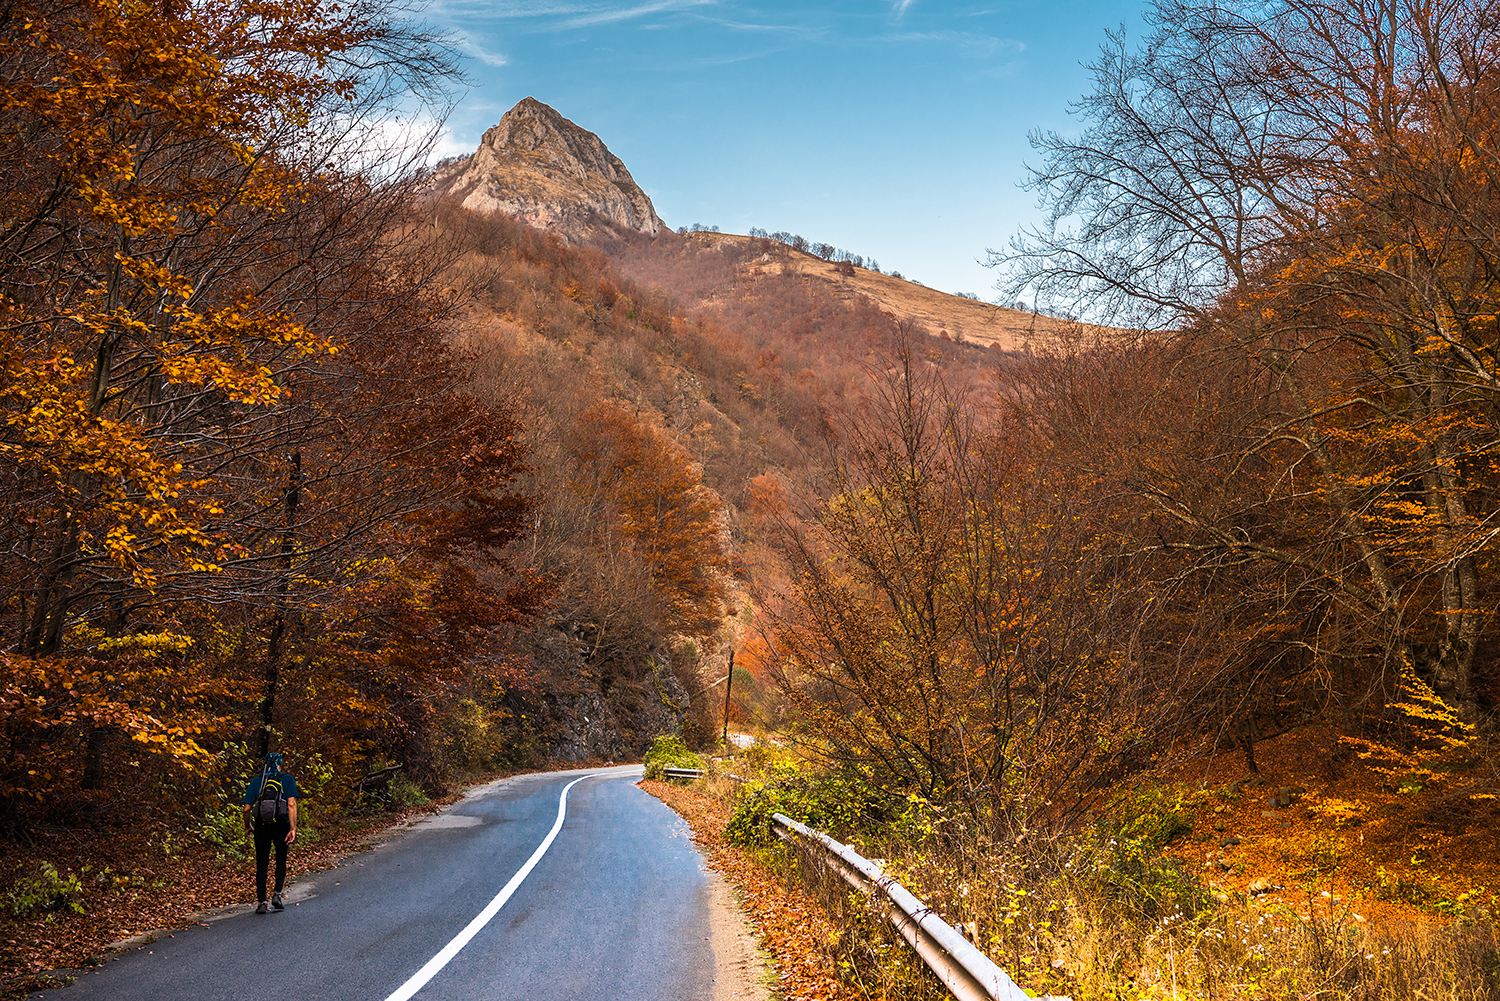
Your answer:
[721,649,734,750]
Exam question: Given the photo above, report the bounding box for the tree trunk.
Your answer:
[81,725,115,791]
[257,451,302,757]
[23,521,81,656]
[1237,715,1260,776]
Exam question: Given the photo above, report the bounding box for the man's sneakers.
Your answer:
[255,893,286,913]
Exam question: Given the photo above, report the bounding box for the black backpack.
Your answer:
[254,763,289,823]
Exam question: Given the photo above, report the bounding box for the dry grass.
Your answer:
[876,826,1500,1001]
[681,230,1120,352]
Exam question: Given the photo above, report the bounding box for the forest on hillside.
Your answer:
[749,0,1500,831]
[598,0,1500,838]
[2,0,1498,896]
[0,0,1002,842]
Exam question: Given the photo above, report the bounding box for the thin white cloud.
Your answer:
[712,18,817,34]
[442,1,617,14]
[892,0,917,18]
[678,47,783,66]
[552,0,716,30]
[456,33,509,66]
[429,0,712,24]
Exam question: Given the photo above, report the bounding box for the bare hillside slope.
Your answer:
[681,231,1084,352]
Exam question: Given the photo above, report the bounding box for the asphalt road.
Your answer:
[37,766,718,1001]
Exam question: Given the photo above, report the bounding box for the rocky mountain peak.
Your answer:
[427,98,664,238]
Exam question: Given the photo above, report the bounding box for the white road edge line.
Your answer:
[381,775,590,1001]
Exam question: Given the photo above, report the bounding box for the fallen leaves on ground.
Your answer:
[1169,725,1500,929]
[642,778,849,1001]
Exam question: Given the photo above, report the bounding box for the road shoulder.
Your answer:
[705,866,774,1001]
[641,778,847,1000]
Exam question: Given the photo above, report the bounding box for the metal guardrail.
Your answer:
[772,812,1061,1001]
[661,767,704,780]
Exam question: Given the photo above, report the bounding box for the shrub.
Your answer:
[193,741,258,859]
[287,751,336,809]
[643,734,703,780]
[288,818,321,846]
[6,863,84,919]
[725,762,899,846]
[444,697,495,774]
[1082,786,1208,919]
[195,802,250,860]
[283,750,334,840]
[387,774,430,808]
[1071,827,1209,923]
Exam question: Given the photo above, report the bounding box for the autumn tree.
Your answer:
[0,0,559,827]
[0,0,458,655]
[998,0,1500,723]
[566,402,729,639]
[763,341,1172,827]
[1008,328,1384,775]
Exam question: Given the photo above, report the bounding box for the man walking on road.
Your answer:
[242,752,299,914]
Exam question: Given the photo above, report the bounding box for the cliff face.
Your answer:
[427,97,664,238]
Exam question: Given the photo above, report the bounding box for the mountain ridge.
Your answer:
[432,99,1106,353]
[676,231,1079,353]
[426,97,664,238]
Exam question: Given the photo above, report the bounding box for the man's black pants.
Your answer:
[253,819,291,902]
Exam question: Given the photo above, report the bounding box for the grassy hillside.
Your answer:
[673,231,1061,350]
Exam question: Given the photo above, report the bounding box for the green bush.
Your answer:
[1114,802,1192,848]
[193,741,258,859]
[6,863,84,919]
[725,762,898,846]
[1083,787,1210,919]
[444,698,497,774]
[195,801,250,859]
[287,751,335,811]
[387,773,430,808]
[643,734,702,780]
[283,752,332,842]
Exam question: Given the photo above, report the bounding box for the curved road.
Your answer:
[39,766,720,1001]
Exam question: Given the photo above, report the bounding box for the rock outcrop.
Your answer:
[520,627,694,763]
[427,97,664,238]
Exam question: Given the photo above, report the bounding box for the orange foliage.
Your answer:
[569,402,729,636]
[0,0,557,830]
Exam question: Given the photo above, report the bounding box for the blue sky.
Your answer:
[423,0,1146,298]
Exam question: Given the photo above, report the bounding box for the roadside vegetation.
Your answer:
[642,735,704,779]
[655,731,1500,1001]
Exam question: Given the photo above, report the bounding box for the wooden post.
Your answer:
[722,649,734,750]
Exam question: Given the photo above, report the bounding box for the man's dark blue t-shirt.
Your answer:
[243,771,300,805]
